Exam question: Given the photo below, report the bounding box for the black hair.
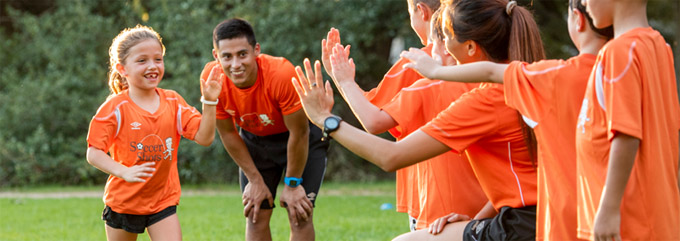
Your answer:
[444,0,545,63]
[569,0,614,39]
[213,18,257,48]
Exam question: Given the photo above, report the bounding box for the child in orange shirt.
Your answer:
[86,25,222,240]
[399,0,613,239]
[294,0,545,240]
[327,9,487,230]
[576,0,680,240]
[320,0,440,230]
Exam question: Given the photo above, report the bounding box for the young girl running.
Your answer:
[327,9,487,230]
[399,1,613,240]
[294,0,544,240]
[86,25,222,241]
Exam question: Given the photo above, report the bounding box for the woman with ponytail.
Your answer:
[292,0,545,240]
[401,0,614,239]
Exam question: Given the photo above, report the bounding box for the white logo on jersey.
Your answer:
[130,135,172,162]
[259,114,274,126]
[131,122,142,130]
[577,98,591,134]
[163,137,173,160]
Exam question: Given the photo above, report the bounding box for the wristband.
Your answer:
[284,177,303,187]
[200,96,218,105]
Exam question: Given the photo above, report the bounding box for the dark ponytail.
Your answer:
[443,0,544,166]
[506,1,546,63]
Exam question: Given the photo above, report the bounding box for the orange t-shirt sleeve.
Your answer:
[601,42,643,140]
[87,100,120,152]
[365,57,427,107]
[503,60,562,123]
[200,61,231,120]
[422,87,498,153]
[271,59,302,115]
[381,86,425,139]
[173,92,202,140]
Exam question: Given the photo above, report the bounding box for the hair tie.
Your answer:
[506,0,517,15]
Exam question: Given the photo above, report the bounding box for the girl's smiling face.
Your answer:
[117,39,165,91]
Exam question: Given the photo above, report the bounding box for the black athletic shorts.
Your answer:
[463,205,536,241]
[239,123,329,209]
[102,205,177,234]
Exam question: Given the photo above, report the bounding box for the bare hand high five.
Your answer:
[291,59,335,127]
[400,47,443,80]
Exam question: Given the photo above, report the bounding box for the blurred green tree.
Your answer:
[0,0,677,186]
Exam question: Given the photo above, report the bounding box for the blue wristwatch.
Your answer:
[284,177,303,187]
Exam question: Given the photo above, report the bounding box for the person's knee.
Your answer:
[248,218,271,227]
[288,215,314,232]
[246,210,273,231]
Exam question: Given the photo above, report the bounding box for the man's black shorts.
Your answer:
[463,205,536,241]
[239,123,329,209]
[102,205,177,234]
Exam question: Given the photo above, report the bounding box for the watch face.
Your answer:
[325,117,339,129]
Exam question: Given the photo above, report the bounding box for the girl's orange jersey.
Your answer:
[364,44,432,217]
[421,83,538,210]
[87,89,202,215]
[201,54,301,137]
[382,79,486,229]
[575,27,680,240]
[503,54,596,241]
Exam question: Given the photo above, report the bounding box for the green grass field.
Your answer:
[0,182,406,241]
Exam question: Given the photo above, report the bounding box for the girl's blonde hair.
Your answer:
[107,25,165,95]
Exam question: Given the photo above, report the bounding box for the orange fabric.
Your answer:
[503,54,595,241]
[87,89,202,215]
[364,44,434,108]
[365,44,432,216]
[421,83,538,210]
[575,27,680,240]
[383,79,486,229]
[201,54,301,136]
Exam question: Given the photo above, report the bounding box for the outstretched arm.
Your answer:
[321,29,398,134]
[400,48,507,84]
[327,47,398,134]
[321,28,347,77]
[193,65,223,146]
[292,59,450,172]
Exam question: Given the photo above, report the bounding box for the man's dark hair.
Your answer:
[213,18,257,48]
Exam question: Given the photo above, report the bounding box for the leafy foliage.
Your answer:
[0,0,677,186]
[0,0,412,186]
